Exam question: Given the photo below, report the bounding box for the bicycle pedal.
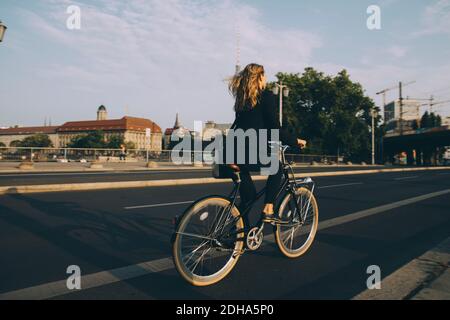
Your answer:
[274,220,290,225]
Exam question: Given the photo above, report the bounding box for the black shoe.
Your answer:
[262,213,288,225]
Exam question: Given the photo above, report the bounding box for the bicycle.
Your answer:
[171,145,319,286]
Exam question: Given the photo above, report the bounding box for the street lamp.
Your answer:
[371,108,378,165]
[0,21,7,42]
[272,82,290,125]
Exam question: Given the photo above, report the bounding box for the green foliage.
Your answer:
[67,131,132,149]
[106,135,125,149]
[420,111,441,128]
[10,140,22,147]
[67,131,106,148]
[124,141,136,150]
[272,68,379,162]
[16,134,54,147]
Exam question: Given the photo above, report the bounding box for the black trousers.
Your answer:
[238,163,283,209]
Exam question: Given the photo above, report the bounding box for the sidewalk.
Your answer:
[0,161,210,173]
[353,236,450,300]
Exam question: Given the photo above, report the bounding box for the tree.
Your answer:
[10,140,22,147]
[436,114,442,127]
[272,68,378,162]
[106,135,125,149]
[67,131,106,148]
[19,134,53,147]
[429,112,436,128]
[124,141,136,150]
[421,112,430,128]
[67,131,132,149]
[421,111,441,128]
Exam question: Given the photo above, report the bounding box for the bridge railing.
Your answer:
[0,147,339,165]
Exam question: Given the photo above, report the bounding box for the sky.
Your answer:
[0,0,450,130]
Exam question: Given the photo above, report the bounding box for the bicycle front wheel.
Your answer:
[172,196,244,286]
[275,187,319,258]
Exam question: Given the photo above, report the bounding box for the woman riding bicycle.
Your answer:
[228,63,307,224]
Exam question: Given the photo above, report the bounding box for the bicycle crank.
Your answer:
[246,226,264,251]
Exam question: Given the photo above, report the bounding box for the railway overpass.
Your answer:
[383,125,450,165]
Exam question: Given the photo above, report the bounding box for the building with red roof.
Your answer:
[0,106,162,150]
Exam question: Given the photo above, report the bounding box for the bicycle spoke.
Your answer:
[174,196,245,284]
[177,232,215,241]
[183,241,208,266]
[189,247,212,274]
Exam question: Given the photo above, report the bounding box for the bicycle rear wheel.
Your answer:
[172,196,244,286]
[275,187,319,258]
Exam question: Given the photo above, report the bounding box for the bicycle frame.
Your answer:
[174,145,316,250]
[217,147,316,235]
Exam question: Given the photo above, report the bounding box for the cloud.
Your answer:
[18,0,322,128]
[386,45,408,58]
[315,61,450,117]
[412,0,450,37]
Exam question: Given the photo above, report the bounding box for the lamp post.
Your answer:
[371,108,378,165]
[272,82,290,126]
[0,20,7,42]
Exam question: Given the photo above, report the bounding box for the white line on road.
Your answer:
[123,183,363,210]
[394,176,419,181]
[317,182,363,189]
[124,200,195,210]
[1,188,449,300]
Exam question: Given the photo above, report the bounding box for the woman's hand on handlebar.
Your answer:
[297,138,307,149]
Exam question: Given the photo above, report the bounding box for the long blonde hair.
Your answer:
[228,63,265,112]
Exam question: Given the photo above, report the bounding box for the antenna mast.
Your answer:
[235,18,241,74]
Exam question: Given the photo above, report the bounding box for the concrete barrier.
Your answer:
[17,161,34,170]
[89,161,103,169]
[146,161,158,168]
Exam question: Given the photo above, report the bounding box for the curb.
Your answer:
[0,167,448,195]
[353,236,450,300]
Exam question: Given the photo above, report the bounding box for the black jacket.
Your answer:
[234,89,297,147]
[225,89,297,168]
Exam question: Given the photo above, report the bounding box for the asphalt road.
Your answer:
[0,165,399,186]
[0,169,449,299]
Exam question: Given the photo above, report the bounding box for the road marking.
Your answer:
[123,183,362,210]
[317,182,363,189]
[124,200,195,210]
[125,196,242,210]
[1,188,449,300]
[394,176,419,180]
